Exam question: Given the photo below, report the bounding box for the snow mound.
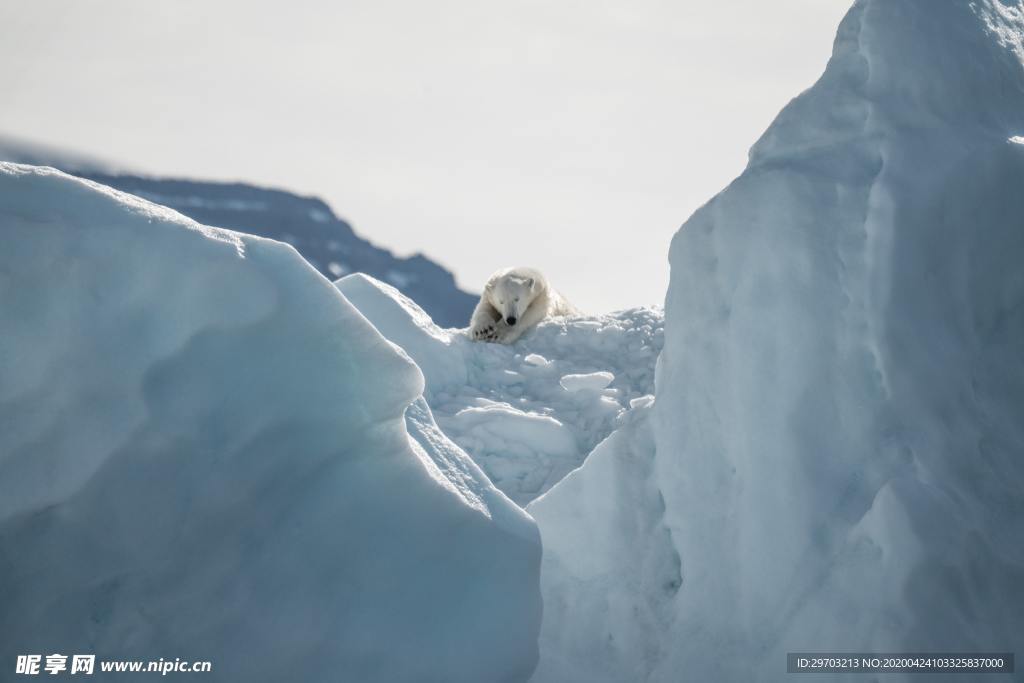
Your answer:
[0,164,540,682]
[533,1,1024,681]
[336,273,663,504]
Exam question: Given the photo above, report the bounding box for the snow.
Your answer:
[309,207,332,222]
[531,0,1024,681]
[0,163,540,682]
[386,269,418,288]
[528,399,679,683]
[5,1,1023,679]
[559,371,614,393]
[336,273,663,505]
[0,142,480,328]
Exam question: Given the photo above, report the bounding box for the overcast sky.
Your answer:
[0,0,851,312]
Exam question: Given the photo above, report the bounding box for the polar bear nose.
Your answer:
[506,316,517,326]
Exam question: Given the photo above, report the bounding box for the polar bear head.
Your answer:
[487,272,539,327]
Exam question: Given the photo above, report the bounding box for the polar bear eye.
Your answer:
[514,297,520,302]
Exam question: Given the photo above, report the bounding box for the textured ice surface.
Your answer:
[0,164,540,683]
[337,273,662,505]
[532,1,1024,681]
[559,372,614,393]
[528,398,681,683]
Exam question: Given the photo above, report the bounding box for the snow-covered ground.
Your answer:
[0,163,540,682]
[337,273,662,505]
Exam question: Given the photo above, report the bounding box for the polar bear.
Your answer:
[469,266,578,344]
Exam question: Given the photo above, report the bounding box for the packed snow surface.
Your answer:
[531,0,1024,681]
[0,163,540,683]
[337,273,662,505]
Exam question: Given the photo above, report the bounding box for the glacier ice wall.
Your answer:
[534,0,1024,680]
[0,163,540,682]
[657,0,1024,670]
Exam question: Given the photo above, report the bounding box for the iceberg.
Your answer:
[5,1,1023,679]
[533,0,1024,680]
[0,163,540,682]
[336,273,662,505]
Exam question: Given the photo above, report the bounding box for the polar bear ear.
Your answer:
[526,277,534,289]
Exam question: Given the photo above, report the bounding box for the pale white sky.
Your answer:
[0,0,851,312]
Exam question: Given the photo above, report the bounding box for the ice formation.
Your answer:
[337,273,662,505]
[532,0,1024,680]
[4,1,1024,681]
[0,163,540,683]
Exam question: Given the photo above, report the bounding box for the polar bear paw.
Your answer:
[471,321,502,342]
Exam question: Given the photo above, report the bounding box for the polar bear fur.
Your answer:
[469,267,579,344]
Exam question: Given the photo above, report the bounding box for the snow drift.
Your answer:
[0,163,540,682]
[532,0,1024,680]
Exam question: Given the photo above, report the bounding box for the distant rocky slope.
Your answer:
[84,174,477,327]
[0,136,477,327]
